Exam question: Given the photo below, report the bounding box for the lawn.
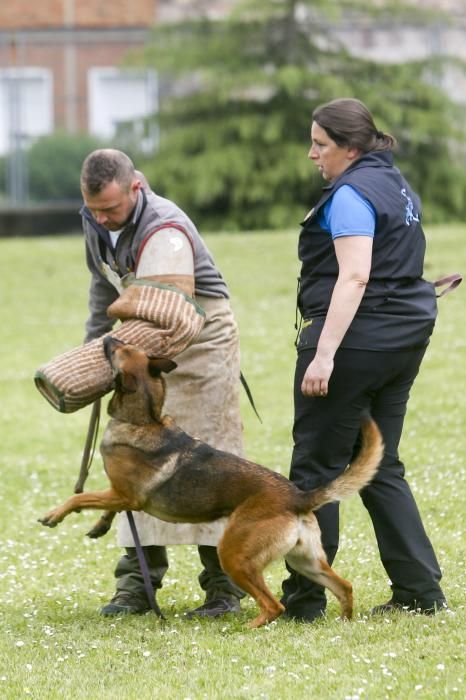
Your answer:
[0,225,464,699]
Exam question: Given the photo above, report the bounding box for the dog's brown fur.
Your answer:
[39,337,384,627]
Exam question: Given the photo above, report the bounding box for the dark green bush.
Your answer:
[27,131,106,202]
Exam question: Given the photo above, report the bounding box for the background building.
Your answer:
[0,0,158,156]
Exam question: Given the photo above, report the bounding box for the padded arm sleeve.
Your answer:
[35,282,205,413]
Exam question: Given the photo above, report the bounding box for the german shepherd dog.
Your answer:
[40,337,383,627]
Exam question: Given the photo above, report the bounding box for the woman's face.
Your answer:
[308,121,359,182]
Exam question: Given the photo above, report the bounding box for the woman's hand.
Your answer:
[301,354,334,397]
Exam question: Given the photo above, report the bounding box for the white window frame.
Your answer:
[87,67,158,149]
[0,67,53,155]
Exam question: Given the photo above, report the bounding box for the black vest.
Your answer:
[297,150,437,351]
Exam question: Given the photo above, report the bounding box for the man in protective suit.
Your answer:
[80,149,245,618]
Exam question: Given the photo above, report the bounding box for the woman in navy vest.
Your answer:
[281,98,447,620]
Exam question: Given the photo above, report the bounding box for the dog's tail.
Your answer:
[301,416,383,512]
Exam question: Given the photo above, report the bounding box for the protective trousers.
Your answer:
[282,346,445,619]
[114,545,245,601]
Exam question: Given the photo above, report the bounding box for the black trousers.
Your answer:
[282,346,445,618]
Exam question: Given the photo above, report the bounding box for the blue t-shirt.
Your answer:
[318,184,376,239]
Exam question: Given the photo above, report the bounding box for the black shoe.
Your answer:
[371,597,448,616]
[100,592,151,616]
[282,608,326,623]
[186,595,241,619]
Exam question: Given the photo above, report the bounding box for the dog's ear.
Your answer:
[148,357,177,377]
[115,370,138,394]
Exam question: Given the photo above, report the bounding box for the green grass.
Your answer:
[0,225,465,699]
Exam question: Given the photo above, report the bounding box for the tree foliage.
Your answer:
[129,0,466,230]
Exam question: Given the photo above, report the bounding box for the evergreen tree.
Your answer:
[129,0,466,230]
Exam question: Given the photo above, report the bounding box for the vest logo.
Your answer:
[401,188,420,226]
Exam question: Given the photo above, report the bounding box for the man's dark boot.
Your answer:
[185,588,242,619]
[100,545,168,616]
[100,591,152,616]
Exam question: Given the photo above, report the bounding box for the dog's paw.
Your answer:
[86,512,115,539]
[38,513,59,528]
[86,522,111,539]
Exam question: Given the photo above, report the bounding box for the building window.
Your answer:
[87,67,158,151]
[0,68,53,155]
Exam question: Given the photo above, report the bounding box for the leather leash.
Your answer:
[240,371,262,423]
[434,273,462,297]
[126,511,165,619]
[74,399,101,494]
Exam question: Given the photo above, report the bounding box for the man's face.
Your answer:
[82,179,140,231]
